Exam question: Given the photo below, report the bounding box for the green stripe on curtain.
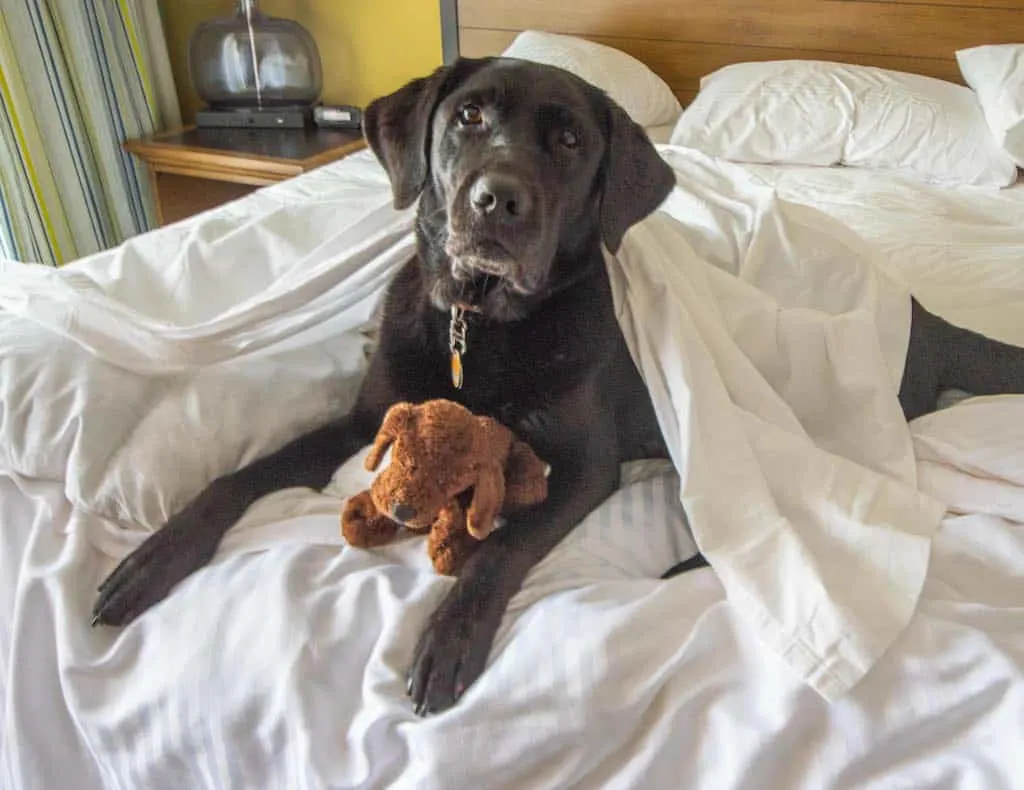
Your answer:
[0,0,180,267]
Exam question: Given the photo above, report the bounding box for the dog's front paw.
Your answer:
[92,486,233,626]
[406,575,504,716]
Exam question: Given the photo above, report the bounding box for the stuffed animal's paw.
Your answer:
[342,490,400,548]
[427,525,479,576]
[427,502,477,576]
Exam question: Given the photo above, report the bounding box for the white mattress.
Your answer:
[2,147,1024,789]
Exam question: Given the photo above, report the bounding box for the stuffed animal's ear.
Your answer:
[363,57,491,209]
[466,465,505,540]
[365,402,415,471]
[598,99,675,253]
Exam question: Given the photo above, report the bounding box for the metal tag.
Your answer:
[449,305,468,390]
[450,350,464,390]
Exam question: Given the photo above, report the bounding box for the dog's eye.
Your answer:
[458,103,483,126]
[559,129,580,149]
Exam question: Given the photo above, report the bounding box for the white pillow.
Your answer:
[957,44,1024,167]
[670,60,1019,188]
[501,30,682,127]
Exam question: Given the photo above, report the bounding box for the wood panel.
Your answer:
[124,127,366,184]
[125,126,367,226]
[152,173,257,226]
[457,0,1024,101]
[459,0,1024,59]
[857,0,1022,7]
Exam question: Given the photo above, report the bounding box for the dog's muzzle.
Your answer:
[468,171,533,226]
[448,168,539,262]
[443,166,551,303]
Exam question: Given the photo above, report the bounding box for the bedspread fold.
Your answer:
[608,189,945,699]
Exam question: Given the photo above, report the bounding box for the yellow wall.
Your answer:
[158,0,443,124]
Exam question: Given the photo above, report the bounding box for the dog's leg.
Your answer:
[899,298,1024,421]
[91,397,387,627]
[407,384,620,715]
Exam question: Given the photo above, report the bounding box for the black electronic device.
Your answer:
[195,105,313,129]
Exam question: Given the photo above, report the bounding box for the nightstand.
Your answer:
[124,125,366,226]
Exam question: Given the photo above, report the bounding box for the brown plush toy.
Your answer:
[340,399,550,575]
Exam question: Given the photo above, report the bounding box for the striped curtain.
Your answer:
[0,0,181,266]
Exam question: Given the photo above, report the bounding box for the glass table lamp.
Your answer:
[188,0,323,109]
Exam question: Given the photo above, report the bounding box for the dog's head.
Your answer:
[364,57,674,321]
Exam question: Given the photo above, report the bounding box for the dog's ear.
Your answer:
[363,58,490,209]
[599,100,675,253]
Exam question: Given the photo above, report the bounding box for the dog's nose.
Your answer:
[470,173,531,221]
[390,503,417,523]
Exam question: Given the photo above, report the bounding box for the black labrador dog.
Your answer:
[93,57,1024,716]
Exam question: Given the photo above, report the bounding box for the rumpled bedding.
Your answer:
[1,146,1023,789]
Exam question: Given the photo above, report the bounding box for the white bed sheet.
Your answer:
[2,147,1024,789]
[740,160,1024,345]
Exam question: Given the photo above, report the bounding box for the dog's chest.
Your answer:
[430,307,601,419]
[468,323,572,384]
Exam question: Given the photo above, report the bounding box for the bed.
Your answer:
[3,1,1024,788]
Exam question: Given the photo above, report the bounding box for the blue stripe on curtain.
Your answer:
[0,194,15,260]
[30,0,108,244]
[81,0,136,239]
[0,103,27,260]
[0,66,51,263]
[0,0,180,266]
[103,2,153,231]
[87,0,148,227]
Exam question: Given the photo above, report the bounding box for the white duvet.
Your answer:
[1,147,1023,789]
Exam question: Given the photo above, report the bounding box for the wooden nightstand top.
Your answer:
[124,125,367,187]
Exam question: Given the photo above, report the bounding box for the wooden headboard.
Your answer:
[442,0,1024,106]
